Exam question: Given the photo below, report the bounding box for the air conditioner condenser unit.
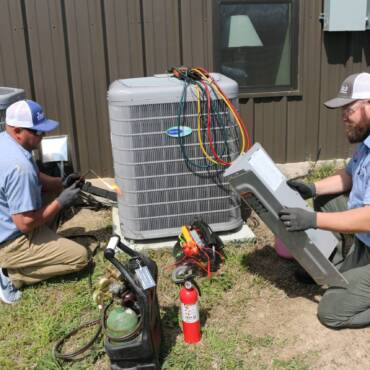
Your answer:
[107,73,244,240]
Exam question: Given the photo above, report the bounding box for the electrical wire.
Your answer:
[177,77,216,170]
[201,79,231,166]
[195,81,232,165]
[192,67,251,153]
[196,85,219,165]
[171,66,251,168]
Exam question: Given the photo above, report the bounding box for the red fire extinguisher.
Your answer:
[179,280,201,343]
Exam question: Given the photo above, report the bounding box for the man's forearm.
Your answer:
[39,172,63,193]
[12,200,62,233]
[314,168,352,196]
[317,206,370,233]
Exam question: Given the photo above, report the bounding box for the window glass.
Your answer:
[215,1,298,94]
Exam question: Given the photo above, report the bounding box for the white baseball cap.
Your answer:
[5,100,59,132]
[324,73,370,109]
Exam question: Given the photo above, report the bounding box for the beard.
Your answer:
[345,123,370,143]
[344,109,370,143]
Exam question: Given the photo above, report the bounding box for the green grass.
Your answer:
[0,233,293,370]
[3,164,346,370]
[0,227,315,370]
[0,266,108,369]
[271,356,311,370]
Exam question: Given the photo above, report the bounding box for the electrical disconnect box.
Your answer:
[224,143,349,288]
[322,0,368,31]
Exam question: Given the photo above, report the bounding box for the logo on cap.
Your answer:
[36,111,45,122]
[340,84,349,94]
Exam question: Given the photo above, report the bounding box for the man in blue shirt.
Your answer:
[0,100,88,304]
[279,72,370,329]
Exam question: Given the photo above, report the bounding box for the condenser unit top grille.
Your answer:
[108,73,238,106]
[0,87,25,109]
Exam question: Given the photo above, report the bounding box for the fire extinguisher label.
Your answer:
[181,303,199,323]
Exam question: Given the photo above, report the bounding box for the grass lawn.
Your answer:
[0,225,312,369]
[0,162,340,369]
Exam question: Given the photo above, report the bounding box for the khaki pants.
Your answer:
[0,192,88,288]
[0,227,88,288]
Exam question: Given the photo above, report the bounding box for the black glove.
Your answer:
[56,183,80,208]
[62,173,82,188]
[287,179,316,199]
[279,207,317,232]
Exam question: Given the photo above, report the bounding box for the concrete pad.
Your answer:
[111,207,255,251]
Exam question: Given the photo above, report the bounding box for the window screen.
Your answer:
[214,0,299,95]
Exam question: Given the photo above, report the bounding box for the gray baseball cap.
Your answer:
[324,72,370,109]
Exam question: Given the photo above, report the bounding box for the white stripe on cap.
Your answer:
[351,73,370,99]
[5,100,34,128]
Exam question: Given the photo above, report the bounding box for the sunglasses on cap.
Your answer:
[23,128,44,136]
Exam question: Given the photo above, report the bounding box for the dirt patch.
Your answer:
[58,207,112,241]
[229,213,370,369]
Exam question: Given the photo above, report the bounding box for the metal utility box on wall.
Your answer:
[107,73,243,240]
[323,0,368,31]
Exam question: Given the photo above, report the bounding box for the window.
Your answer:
[213,0,300,96]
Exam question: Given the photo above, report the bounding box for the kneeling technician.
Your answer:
[0,100,88,304]
[279,73,370,329]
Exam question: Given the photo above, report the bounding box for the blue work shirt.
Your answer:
[346,135,370,246]
[0,132,42,243]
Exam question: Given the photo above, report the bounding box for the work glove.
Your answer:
[279,207,317,232]
[287,179,316,199]
[56,183,80,209]
[62,173,83,188]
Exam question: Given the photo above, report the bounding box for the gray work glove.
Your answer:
[62,173,82,188]
[279,207,317,232]
[56,183,80,209]
[287,179,316,200]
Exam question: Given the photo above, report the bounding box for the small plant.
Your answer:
[271,356,310,370]
[305,160,344,183]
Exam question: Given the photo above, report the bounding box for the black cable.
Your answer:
[52,191,109,363]
[176,78,216,170]
[53,318,102,362]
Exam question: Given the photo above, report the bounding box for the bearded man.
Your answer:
[279,72,370,329]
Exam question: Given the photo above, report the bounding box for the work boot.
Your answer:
[0,268,22,304]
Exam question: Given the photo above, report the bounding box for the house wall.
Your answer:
[1,0,369,176]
